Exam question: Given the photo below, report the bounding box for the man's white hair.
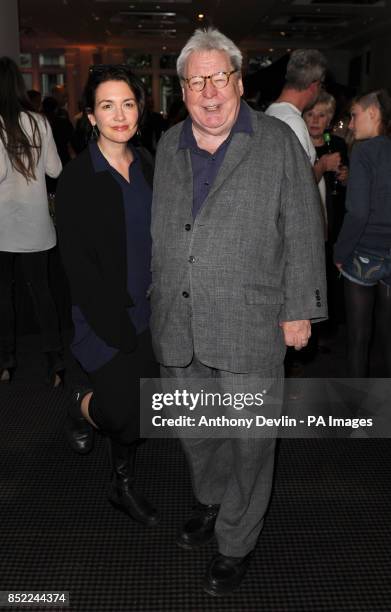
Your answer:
[177,27,242,79]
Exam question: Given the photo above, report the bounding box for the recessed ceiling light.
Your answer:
[269,48,274,52]
[162,45,167,50]
[280,31,286,36]
[197,13,205,20]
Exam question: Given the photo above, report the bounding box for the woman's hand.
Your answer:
[336,165,349,185]
[321,152,341,172]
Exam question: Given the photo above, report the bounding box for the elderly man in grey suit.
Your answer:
[151,27,327,596]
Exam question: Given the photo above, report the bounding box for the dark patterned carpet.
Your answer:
[1,335,390,611]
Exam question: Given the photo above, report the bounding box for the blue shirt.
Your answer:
[178,101,253,218]
[71,142,152,372]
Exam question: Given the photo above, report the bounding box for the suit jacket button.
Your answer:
[316,301,321,307]
[182,291,189,298]
[188,255,196,263]
[185,224,191,231]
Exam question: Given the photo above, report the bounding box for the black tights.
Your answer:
[0,250,61,365]
[344,278,391,377]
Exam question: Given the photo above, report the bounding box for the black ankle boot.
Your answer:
[177,502,220,550]
[108,440,160,528]
[66,387,94,454]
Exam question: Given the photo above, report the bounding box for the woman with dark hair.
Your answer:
[55,65,159,526]
[0,56,63,383]
[334,89,391,376]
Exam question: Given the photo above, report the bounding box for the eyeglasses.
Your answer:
[183,70,238,92]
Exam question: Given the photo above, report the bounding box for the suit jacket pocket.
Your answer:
[245,286,284,305]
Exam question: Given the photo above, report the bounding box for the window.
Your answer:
[123,52,152,69]
[22,73,33,90]
[139,75,152,97]
[160,53,178,70]
[39,53,65,67]
[159,74,182,115]
[20,53,32,68]
[41,73,64,97]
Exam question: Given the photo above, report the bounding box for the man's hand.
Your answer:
[280,320,311,350]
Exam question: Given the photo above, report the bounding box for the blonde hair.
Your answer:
[307,91,336,119]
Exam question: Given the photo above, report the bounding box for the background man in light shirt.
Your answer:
[266,49,341,223]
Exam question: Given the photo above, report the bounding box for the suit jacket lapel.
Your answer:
[175,147,194,217]
[207,132,253,203]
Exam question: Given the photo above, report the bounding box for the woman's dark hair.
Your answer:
[354,88,391,137]
[0,56,42,181]
[82,64,146,138]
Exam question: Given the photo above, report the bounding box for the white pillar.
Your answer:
[0,0,20,61]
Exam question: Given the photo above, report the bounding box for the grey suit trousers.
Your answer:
[161,357,284,557]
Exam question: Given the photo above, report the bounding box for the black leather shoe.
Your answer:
[203,552,252,597]
[176,502,219,550]
[108,441,160,528]
[66,388,94,455]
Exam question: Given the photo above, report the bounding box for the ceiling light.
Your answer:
[280,31,286,36]
[269,48,274,52]
[162,45,167,50]
[197,13,205,20]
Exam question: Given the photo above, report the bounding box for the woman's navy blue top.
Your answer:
[71,142,152,372]
[334,135,391,263]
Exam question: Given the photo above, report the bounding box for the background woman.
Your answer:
[334,89,391,377]
[0,57,63,383]
[56,65,159,527]
[304,91,349,331]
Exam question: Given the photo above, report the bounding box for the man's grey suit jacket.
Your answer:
[150,103,327,373]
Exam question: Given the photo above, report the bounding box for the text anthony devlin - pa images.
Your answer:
[151,415,373,430]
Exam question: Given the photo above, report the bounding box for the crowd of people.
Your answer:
[1,27,391,596]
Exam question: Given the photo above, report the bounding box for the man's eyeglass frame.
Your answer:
[182,69,239,92]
